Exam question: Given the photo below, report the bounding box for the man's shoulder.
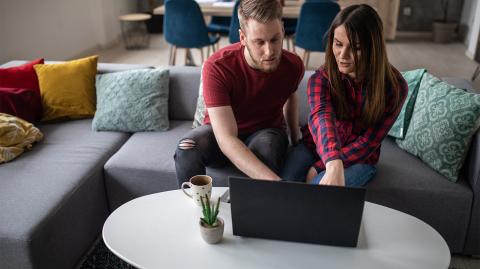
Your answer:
[205,43,243,67]
[281,49,304,69]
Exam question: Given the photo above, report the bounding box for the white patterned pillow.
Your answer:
[396,73,480,182]
[192,64,206,128]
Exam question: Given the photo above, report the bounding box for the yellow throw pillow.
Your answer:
[0,113,43,163]
[34,55,98,122]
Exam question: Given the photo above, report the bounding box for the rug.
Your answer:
[79,239,134,269]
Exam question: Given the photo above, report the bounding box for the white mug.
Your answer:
[181,175,212,206]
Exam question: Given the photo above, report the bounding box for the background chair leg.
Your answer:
[185,49,196,66]
[472,65,480,81]
[171,46,177,66]
[200,48,204,63]
[286,38,290,51]
[169,45,173,65]
[303,50,310,69]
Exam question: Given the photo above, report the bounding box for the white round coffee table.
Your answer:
[103,187,450,269]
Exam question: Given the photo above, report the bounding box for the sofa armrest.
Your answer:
[463,130,480,254]
[466,131,480,192]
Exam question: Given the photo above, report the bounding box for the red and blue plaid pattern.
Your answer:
[303,67,408,170]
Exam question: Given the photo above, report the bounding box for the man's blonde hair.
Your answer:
[238,0,283,31]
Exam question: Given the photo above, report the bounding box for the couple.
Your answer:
[174,0,408,188]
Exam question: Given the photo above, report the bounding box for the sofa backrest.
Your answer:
[168,66,202,120]
[0,60,153,74]
[168,65,315,126]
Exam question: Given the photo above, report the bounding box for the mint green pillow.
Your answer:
[396,73,480,182]
[92,68,169,132]
[388,69,426,139]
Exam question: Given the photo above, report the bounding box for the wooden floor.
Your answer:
[92,34,480,90]
[92,34,480,269]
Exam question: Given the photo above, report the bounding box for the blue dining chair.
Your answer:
[228,0,241,43]
[283,18,297,51]
[208,16,231,36]
[163,0,220,65]
[294,1,340,68]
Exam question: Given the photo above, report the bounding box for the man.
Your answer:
[174,0,304,186]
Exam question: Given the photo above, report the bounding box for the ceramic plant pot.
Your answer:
[199,217,224,244]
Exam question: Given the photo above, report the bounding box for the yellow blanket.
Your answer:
[0,113,43,163]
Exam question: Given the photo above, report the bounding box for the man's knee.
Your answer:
[178,138,196,150]
[249,129,288,157]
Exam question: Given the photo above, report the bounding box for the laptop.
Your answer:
[228,176,366,247]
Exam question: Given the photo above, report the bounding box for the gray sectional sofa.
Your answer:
[1,61,479,269]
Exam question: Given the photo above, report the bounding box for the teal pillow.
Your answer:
[388,69,426,139]
[92,68,169,132]
[396,73,480,182]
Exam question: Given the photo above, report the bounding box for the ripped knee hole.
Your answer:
[178,139,196,150]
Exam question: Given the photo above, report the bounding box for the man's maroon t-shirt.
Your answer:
[202,42,304,135]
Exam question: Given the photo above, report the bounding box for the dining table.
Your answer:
[154,0,400,40]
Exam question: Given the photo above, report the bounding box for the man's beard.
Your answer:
[245,44,280,73]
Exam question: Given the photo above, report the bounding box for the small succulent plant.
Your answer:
[200,194,221,227]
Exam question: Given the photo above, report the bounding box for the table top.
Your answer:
[154,0,302,18]
[103,187,450,269]
[119,13,152,21]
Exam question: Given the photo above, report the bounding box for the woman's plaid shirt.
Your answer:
[302,67,408,170]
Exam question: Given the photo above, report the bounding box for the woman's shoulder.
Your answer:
[310,66,329,81]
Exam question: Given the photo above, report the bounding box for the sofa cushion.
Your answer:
[104,120,192,210]
[192,65,206,128]
[34,56,98,122]
[168,66,202,121]
[0,58,43,90]
[0,87,42,123]
[389,69,426,139]
[0,119,130,269]
[396,72,480,182]
[368,137,473,253]
[0,59,44,122]
[93,68,169,132]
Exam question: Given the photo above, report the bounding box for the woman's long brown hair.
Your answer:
[324,4,401,126]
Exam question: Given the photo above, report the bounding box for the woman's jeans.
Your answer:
[281,142,377,187]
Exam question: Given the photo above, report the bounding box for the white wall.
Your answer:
[461,0,479,59]
[0,0,136,63]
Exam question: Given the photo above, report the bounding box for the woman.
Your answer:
[281,4,408,187]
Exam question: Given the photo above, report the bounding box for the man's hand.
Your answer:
[320,159,345,186]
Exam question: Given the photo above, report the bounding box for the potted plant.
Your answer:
[199,194,224,244]
[432,0,457,43]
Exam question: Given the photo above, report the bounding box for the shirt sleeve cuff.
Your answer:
[322,151,342,164]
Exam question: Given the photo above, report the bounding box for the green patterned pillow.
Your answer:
[388,69,426,139]
[92,68,169,132]
[192,64,206,128]
[396,72,480,182]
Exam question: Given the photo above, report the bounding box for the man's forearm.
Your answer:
[218,136,280,180]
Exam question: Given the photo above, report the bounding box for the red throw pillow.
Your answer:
[0,59,44,122]
[0,87,42,123]
[0,58,44,89]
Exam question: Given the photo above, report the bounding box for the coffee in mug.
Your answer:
[181,175,213,206]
